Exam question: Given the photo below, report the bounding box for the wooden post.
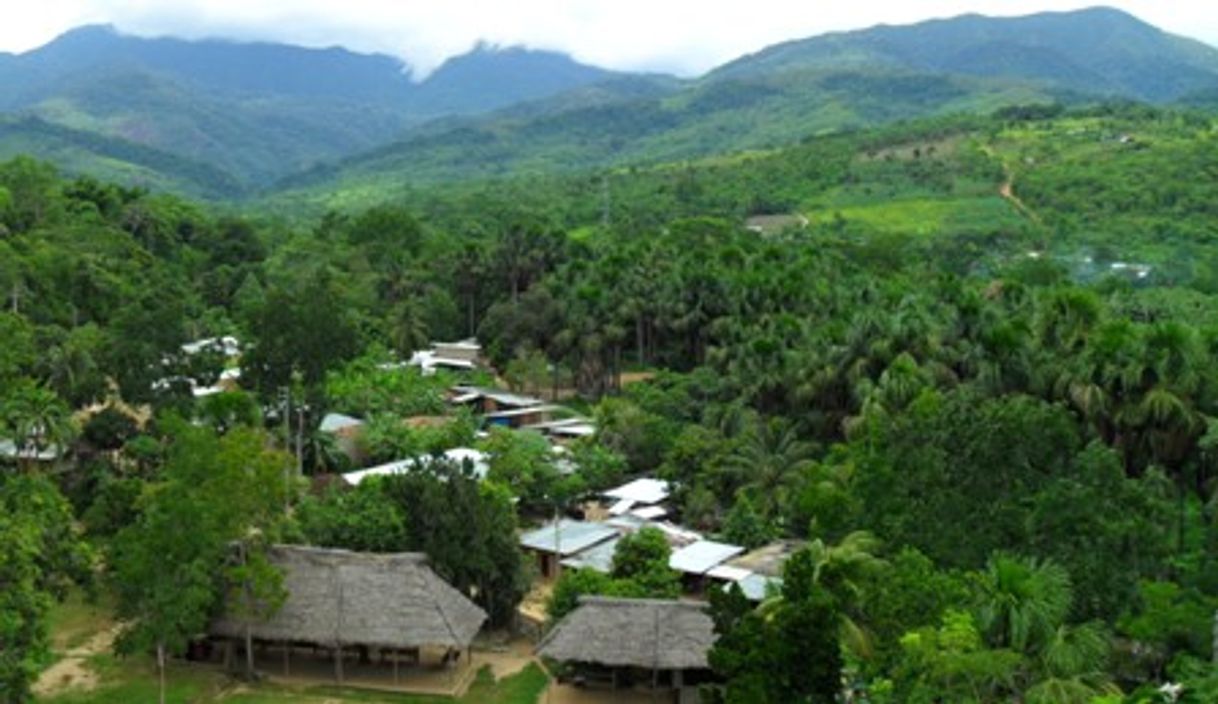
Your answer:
[283,640,289,676]
[393,649,399,686]
[334,644,344,685]
[223,639,234,673]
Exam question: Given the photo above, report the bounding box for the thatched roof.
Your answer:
[211,545,486,649]
[537,597,715,670]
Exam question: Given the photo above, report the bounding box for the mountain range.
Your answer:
[0,7,1215,203]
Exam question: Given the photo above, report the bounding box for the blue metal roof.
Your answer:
[519,519,618,557]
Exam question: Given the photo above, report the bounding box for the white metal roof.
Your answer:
[669,540,745,576]
[519,519,618,557]
[319,413,365,433]
[552,424,596,437]
[433,340,481,351]
[559,535,620,573]
[181,336,240,356]
[631,506,668,520]
[450,386,545,409]
[342,448,490,486]
[706,565,752,582]
[736,574,783,601]
[608,498,636,516]
[0,440,63,461]
[604,478,670,505]
[484,405,561,420]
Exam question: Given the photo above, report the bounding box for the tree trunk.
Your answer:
[1213,609,1218,665]
[636,317,645,366]
[245,624,254,680]
[242,541,255,679]
[157,641,167,704]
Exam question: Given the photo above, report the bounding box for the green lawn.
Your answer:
[40,659,549,704]
[39,654,226,703]
[806,196,1025,236]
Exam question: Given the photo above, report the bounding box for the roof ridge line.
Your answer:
[421,568,464,646]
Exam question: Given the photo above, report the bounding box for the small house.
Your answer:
[538,596,717,699]
[210,545,486,691]
[519,519,618,579]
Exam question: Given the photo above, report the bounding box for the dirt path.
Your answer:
[999,176,1043,226]
[33,624,121,697]
[984,145,1043,228]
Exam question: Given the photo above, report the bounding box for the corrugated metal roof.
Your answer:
[319,413,364,433]
[519,519,617,557]
[706,565,751,582]
[450,386,545,409]
[342,448,489,485]
[0,440,62,461]
[484,405,561,419]
[560,535,620,573]
[604,478,670,505]
[736,574,782,601]
[631,506,668,520]
[669,540,745,575]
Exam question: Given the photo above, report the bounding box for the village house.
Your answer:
[209,545,486,695]
[538,596,717,701]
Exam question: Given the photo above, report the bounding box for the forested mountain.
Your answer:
[271,7,1218,208]
[713,7,1218,102]
[0,25,624,187]
[0,115,243,198]
[4,8,1217,203]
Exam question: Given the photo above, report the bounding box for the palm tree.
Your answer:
[1,380,75,471]
[725,416,814,520]
[759,531,886,659]
[389,300,429,357]
[975,554,1072,653]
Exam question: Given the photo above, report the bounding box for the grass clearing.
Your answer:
[806,196,1024,236]
[39,652,548,704]
[47,592,116,653]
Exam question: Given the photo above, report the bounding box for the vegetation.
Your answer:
[2,61,1218,703]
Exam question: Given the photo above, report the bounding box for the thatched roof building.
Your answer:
[537,596,716,671]
[211,545,486,650]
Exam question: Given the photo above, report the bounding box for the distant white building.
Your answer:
[341,447,490,486]
[402,339,482,376]
[181,336,241,357]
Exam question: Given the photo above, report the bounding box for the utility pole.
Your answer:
[295,404,306,482]
[279,386,291,514]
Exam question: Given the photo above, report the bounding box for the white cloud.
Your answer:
[1,1,1216,77]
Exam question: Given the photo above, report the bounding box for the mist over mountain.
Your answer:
[0,25,627,188]
[270,6,1218,209]
[0,7,1215,200]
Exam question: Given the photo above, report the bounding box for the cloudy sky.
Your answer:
[2,1,1216,77]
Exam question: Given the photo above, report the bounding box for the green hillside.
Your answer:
[0,26,627,190]
[711,7,1218,101]
[265,7,1218,211]
[265,69,1063,212]
[3,8,1217,204]
[0,115,242,198]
